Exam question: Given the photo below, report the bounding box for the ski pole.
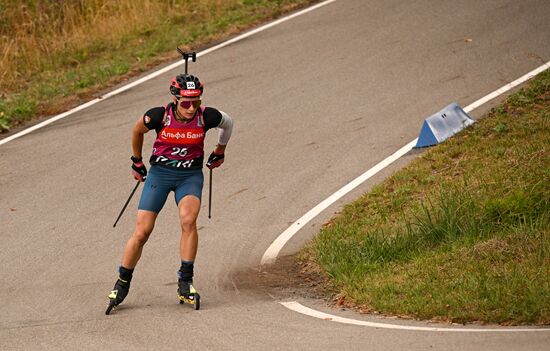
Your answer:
[208,168,212,219]
[113,181,141,228]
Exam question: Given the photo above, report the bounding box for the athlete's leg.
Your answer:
[176,195,201,300]
[108,166,172,307]
[178,195,201,261]
[121,166,172,268]
[173,169,203,301]
[121,210,158,268]
[109,211,157,307]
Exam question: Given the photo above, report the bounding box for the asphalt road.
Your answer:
[1,0,549,350]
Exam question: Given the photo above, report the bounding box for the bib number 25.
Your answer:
[171,147,188,157]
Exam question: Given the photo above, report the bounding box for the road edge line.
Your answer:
[264,61,550,331]
[260,60,550,266]
[260,139,418,265]
[280,301,550,332]
[0,0,339,147]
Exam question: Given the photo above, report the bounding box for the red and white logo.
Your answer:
[163,114,171,126]
[182,89,201,97]
[160,128,204,144]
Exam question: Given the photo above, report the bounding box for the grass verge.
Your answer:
[299,68,550,325]
[0,0,318,132]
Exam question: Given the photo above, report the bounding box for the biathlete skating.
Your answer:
[106,50,233,314]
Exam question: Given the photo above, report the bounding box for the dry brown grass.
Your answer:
[0,0,262,94]
[0,0,316,131]
[2,1,197,92]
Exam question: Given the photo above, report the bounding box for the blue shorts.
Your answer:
[138,166,204,213]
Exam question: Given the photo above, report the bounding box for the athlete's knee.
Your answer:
[131,227,152,246]
[133,216,155,245]
[179,214,197,234]
[180,219,197,234]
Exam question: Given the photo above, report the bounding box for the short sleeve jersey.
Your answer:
[143,102,223,169]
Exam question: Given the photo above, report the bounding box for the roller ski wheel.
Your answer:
[105,278,130,315]
[178,281,201,310]
[179,293,201,310]
[105,301,116,315]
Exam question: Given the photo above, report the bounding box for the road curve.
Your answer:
[1,0,549,350]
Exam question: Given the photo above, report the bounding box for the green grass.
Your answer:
[301,69,550,325]
[0,0,318,132]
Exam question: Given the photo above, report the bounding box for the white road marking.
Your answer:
[0,0,338,147]
[281,301,550,332]
[260,60,550,266]
[261,138,418,265]
[2,0,548,332]
[265,61,550,331]
[463,60,550,112]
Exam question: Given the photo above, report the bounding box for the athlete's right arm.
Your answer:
[130,117,150,181]
[131,106,165,159]
[131,117,150,160]
[130,107,165,181]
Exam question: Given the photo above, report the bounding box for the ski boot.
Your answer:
[178,280,201,310]
[105,278,130,315]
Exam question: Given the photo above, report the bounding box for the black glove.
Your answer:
[131,156,147,182]
[206,152,224,169]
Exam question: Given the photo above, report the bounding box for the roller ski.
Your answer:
[178,280,201,310]
[106,269,133,315]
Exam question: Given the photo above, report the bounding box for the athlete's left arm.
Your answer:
[203,107,233,154]
[214,110,233,154]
